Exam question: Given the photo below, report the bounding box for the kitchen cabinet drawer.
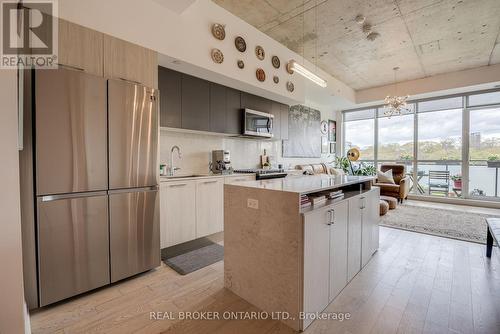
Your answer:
[196,178,224,237]
[224,175,255,184]
[58,19,103,76]
[158,66,181,128]
[181,74,210,131]
[160,180,196,248]
[104,35,157,88]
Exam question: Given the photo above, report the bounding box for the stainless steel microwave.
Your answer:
[243,109,274,138]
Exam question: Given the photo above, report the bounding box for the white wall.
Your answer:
[0,69,29,333]
[356,63,500,105]
[58,0,355,107]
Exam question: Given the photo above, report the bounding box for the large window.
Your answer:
[469,107,500,198]
[377,106,414,161]
[344,109,375,160]
[342,90,500,201]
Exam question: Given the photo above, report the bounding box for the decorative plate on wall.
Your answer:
[320,120,328,134]
[256,68,266,82]
[211,23,226,40]
[286,62,294,74]
[271,56,280,69]
[237,59,244,69]
[234,36,246,52]
[211,48,224,64]
[286,81,294,92]
[273,75,279,84]
[255,45,265,60]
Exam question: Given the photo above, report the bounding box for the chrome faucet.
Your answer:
[169,145,182,176]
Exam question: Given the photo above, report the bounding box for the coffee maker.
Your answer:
[211,150,233,174]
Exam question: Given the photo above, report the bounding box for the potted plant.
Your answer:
[354,163,376,176]
[487,154,500,168]
[451,174,462,189]
[335,156,350,174]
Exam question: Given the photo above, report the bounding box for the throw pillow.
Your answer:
[377,169,395,184]
[329,168,345,176]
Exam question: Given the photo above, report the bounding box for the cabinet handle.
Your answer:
[57,63,85,72]
[118,77,142,85]
[326,209,335,226]
[203,180,218,184]
[169,183,187,187]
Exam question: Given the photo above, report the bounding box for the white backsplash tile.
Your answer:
[160,129,335,174]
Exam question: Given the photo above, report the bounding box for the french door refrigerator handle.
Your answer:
[40,191,108,202]
[108,186,159,195]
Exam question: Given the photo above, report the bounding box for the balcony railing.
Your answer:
[359,160,500,200]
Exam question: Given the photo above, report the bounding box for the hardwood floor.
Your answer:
[30,206,500,334]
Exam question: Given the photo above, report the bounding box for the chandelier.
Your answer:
[384,67,410,117]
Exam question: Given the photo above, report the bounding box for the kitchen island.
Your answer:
[224,175,379,331]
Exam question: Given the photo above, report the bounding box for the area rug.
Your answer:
[380,202,496,244]
[162,238,224,275]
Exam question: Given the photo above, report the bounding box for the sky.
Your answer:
[345,107,500,149]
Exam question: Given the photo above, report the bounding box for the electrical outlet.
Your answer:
[247,198,259,210]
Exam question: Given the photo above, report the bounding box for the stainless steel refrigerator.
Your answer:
[21,68,159,308]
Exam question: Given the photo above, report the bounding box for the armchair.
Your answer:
[373,164,410,203]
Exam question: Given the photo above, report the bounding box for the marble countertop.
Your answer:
[226,174,375,195]
[160,173,256,182]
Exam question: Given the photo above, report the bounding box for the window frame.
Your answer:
[341,88,500,201]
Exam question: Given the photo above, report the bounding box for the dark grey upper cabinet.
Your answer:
[271,102,281,140]
[158,66,181,128]
[181,74,210,131]
[225,88,241,135]
[157,67,283,136]
[280,103,289,140]
[241,92,272,113]
[209,83,226,133]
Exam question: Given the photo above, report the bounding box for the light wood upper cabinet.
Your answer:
[103,35,157,88]
[57,19,103,76]
[196,178,224,238]
[160,181,196,248]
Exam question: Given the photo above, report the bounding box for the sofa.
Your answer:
[297,163,345,176]
[373,164,410,203]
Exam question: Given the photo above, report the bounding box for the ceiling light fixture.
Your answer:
[288,60,327,87]
[384,67,410,118]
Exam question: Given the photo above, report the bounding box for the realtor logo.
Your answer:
[1,0,58,68]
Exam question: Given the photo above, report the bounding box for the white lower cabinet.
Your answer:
[160,181,196,248]
[303,189,379,330]
[196,178,224,238]
[161,175,252,248]
[303,205,331,329]
[347,195,362,282]
[329,201,348,302]
[362,188,380,267]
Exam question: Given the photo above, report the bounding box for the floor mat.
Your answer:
[162,238,224,275]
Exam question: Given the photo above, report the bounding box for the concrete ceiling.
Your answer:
[213,0,500,90]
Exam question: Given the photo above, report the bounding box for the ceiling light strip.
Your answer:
[289,60,327,88]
